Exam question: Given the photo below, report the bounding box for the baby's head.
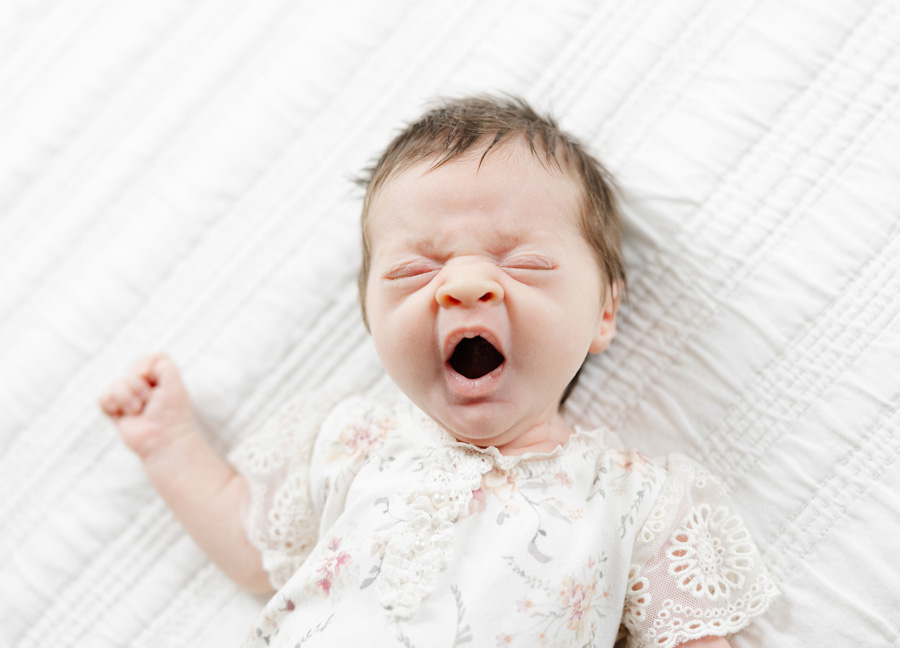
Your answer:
[358,95,625,325]
[356,95,626,452]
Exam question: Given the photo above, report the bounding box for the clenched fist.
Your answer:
[99,353,197,458]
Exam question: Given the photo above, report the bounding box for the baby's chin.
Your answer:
[425,398,571,455]
[419,397,516,445]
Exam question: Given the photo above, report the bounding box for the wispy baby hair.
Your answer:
[356,93,626,328]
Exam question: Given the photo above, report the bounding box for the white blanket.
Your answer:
[2,1,899,646]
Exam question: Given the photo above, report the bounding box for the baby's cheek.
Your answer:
[372,313,429,375]
[532,320,591,373]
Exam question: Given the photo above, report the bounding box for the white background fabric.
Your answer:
[1,1,898,646]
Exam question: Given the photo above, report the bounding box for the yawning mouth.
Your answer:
[448,336,505,379]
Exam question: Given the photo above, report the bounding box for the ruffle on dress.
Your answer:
[622,454,779,647]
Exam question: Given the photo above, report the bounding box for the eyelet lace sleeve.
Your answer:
[228,392,341,590]
[622,454,779,647]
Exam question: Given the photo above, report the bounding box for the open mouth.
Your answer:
[448,336,505,379]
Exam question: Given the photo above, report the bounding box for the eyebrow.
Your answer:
[401,230,528,258]
[406,236,444,258]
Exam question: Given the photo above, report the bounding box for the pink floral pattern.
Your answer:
[327,415,394,463]
[559,565,603,638]
[236,397,777,648]
[499,555,611,647]
[309,536,354,599]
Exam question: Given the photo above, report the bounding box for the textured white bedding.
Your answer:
[1,1,899,646]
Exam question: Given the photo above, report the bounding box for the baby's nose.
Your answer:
[435,263,504,308]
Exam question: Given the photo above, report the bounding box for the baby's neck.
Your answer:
[461,414,575,456]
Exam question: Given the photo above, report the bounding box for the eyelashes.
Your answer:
[384,261,440,280]
[499,255,556,271]
[384,255,556,281]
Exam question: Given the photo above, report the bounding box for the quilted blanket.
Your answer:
[2,1,898,646]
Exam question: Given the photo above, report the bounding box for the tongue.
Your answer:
[449,336,504,379]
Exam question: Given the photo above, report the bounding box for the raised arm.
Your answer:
[100,354,271,593]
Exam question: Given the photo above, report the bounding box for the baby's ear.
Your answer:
[588,281,621,354]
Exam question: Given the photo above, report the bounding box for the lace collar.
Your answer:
[400,397,619,472]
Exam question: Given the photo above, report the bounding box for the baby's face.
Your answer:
[364,139,616,453]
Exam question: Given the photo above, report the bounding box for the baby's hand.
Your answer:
[99,353,198,458]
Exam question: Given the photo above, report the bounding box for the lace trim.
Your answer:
[408,401,614,471]
[624,456,779,648]
[378,443,492,619]
[623,564,652,629]
[668,503,757,600]
[629,573,779,647]
[230,393,340,589]
[375,400,623,619]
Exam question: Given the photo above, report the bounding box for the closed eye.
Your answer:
[500,255,556,271]
[384,261,440,280]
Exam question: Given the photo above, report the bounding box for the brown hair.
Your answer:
[356,94,626,329]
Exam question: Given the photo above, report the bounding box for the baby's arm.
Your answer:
[99,354,271,593]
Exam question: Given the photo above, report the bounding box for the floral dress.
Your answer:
[230,393,778,648]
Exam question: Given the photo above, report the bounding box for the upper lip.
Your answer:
[442,327,506,363]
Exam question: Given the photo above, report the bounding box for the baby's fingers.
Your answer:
[124,372,152,413]
[99,383,131,418]
[135,353,166,387]
[99,367,154,418]
[98,389,122,418]
[100,382,138,418]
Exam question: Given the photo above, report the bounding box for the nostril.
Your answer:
[436,276,504,307]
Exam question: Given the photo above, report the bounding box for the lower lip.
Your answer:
[445,361,505,399]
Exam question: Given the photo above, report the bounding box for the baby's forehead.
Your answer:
[366,146,591,257]
[376,139,584,206]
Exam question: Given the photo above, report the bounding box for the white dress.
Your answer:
[230,393,778,648]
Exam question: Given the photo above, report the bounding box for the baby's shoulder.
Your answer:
[571,426,663,478]
[591,446,722,495]
[313,393,402,449]
[585,444,668,506]
[578,425,715,484]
